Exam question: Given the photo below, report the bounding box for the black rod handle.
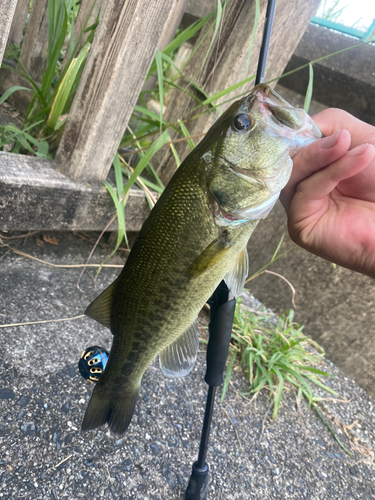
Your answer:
[205,282,236,387]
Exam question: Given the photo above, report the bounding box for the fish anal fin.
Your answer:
[85,280,117,330]
[224,247,249,297]
[159,319,199,378]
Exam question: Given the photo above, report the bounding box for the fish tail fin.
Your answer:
[81,384,139,435]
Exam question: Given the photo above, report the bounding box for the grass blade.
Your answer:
[245,0,260,77]
[303,64,314,113]
[169,143,181,167]
[0,86,32,106]
[178,120,195,151]
[155,50,164,133]
[221,350,237,401]
[122,130,170,198]
[200,0,223,71]
[312,404,353,458]
[47,43,90,130]
[272,376,284,419]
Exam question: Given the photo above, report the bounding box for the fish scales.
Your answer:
[82,84,321,434]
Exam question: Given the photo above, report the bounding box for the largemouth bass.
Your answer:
[82,84,321,434]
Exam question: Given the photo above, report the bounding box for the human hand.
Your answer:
[280,108,375,278]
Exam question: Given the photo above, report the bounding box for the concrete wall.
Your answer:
[280,24,375,125]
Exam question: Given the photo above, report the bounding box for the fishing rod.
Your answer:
[255,0,277,85]
[185,1,277,498]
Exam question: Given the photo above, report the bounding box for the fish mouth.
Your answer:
[252,84,322,145]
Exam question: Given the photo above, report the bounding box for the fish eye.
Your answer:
[233,113,253,132]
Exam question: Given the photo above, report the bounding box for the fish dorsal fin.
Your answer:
[85,280,117,330]
[224,248,249,297]
[159,319,199,378]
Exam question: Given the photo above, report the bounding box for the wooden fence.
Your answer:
[0,0,320,232]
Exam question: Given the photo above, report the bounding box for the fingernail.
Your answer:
[347,143,369,156]
[321,130,341,149]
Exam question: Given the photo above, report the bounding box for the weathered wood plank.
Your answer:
[0,0,18,66]
[19,0,48,82]
[0,152,151,231]
[55,0,179,185]
[155,0,321,185]
[7,0,31,47]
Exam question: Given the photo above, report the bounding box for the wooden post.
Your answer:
[0,0,18,66]
[7,0,31,47]
[55,0,182,185]
[19,0,48,82]
[155,0,321,185]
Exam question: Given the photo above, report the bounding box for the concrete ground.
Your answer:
[0,231,374,499]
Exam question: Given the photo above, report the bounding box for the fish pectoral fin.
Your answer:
[189,234,231,277]
[224,247,249,297]
[85,279,117,330]
[159,318,199,378]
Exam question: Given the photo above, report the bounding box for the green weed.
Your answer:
[0,0,98,156]
[222,300,353,456]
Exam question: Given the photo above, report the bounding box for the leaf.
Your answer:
[147,9,217,75]
[221,350,237,401]
[200,0,223,71]
[303,64,314,113]
[200,73,256,108]
[154,50,164,134]
[42,4,68,97]
[312,404,353,458]
[298,365,330,377]
[133,105,168,127]
[178,120,195,151]
[169,143,181,168]
[245,0,260,77]
[122,130,170,198]
[0,86,32,106]
[271,233,285,262]
[43,234,59,245]
[1,63,48,108]
[48,43,90,130]
[272,377,284,419]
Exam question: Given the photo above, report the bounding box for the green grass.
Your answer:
[221,299,353,456]
[0,0,98,157]
[223,303,336,415]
